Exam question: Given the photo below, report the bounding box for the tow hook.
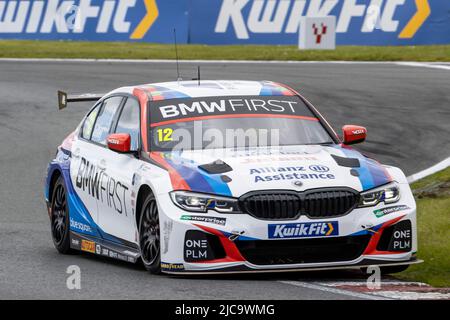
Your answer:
[228,231,245,241]
[361,223,378,234]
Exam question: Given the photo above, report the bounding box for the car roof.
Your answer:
[108,80,296,100]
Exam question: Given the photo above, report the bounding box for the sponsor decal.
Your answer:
[184,230,223,262]
[185,238,209,261]
[71,238,80,249]
[2,1,442,45]
[233,149,315,157]
[80,239,95,253]
[116,253,129,262]
[309,165,329,172]
[151,95,316,125]
[101,247,109,256]
[250,166,335,183]
[211,0,431,41]
[124,250,140,258]
[0,0,162,40]
[108,250,118,259]
[70,233,138,263]
[268,221,339,239]
[161,262,185,272]
[70,217,92,233]
[352,129,365,135]
[240,155,318,164]
[374,205,410,218]
[388,221,412,252]
[162,220,173,254]
[76,157,130,216]
[103,248,135,262]
[181,215,226,226]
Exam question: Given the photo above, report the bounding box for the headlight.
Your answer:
[358,182,401,208]
[170,191,241,213]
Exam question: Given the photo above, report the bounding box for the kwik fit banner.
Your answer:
[0,0,449,45]
[0,0,189,42]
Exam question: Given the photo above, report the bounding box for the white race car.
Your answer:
[45,80,419,274]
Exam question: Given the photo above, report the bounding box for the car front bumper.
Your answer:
[156,184,418,274]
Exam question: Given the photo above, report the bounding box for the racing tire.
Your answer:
[380,264,410,275]
[50,176,73,254]
[139,193,161,274]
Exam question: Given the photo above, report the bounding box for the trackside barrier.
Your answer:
[0,0,449,45]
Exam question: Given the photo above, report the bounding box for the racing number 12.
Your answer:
[157,128,173,142]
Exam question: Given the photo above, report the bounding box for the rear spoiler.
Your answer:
[57,90,105,110]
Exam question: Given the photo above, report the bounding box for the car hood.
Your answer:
[154,145,392,197]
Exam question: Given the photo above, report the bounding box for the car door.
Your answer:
[95,96,142,244]
[70,102,103,234]
[73,96,124,238]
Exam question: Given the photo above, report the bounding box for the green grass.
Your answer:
[1,40,450,61]
[410,168,450,191]
[395,167,450,287]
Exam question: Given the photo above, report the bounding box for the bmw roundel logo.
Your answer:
[309,165,330,172]
[293,181,303,187]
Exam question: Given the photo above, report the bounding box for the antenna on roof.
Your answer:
[192,66,201,86]
[173,28,182,82]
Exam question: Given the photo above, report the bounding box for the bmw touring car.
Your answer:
[45,80,419,274]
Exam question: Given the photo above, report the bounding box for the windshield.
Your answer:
[149,95,333,151]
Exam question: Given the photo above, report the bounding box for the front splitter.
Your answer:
[163,258,423,275]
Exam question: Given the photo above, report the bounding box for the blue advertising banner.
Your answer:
[189,0,450,45]
[0,0,449,45]
[0,0,189,43]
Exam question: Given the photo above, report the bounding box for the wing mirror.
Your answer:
[107,133,132,153]
[342,125,367,145]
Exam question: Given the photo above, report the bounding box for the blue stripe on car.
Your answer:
[332,145,391,191]
[162,152,233,197]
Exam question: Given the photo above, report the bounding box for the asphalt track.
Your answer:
[0,60,449,300]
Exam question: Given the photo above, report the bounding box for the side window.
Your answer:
[91,97,123,145]
[115,98,140,150]
[81,104,101,140]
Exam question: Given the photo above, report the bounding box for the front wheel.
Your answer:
[50,176,72,254]
[139,193,161,274]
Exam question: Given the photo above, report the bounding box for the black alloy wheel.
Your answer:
[51,176,72,253]
[139,193,161,274]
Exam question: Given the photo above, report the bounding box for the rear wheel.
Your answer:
[139,193,161,274]
[50,176,72,254]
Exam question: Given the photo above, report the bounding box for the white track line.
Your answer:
[0,59,448,71]
[397,62,450,71]
[0,58,445,65]
[278,281,387,300]
[407,157,450,183]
